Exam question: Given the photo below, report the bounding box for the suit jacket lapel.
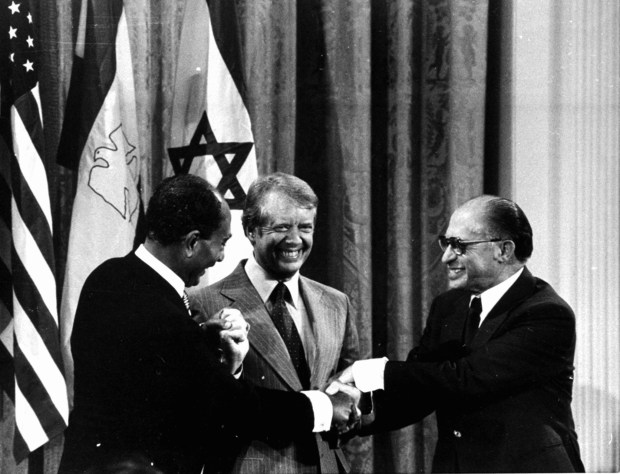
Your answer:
[220,264,303,391]
[300,278,336,389]
[446,292,472,344]
[471,267,536,348]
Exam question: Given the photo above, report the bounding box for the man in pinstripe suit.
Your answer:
[191,173,359,473]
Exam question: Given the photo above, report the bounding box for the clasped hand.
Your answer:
[199,308,250,374]
[199,313,362,434]
[325,380,362,435]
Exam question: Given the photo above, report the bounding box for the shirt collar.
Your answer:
[245,255,300,308]
[135,244,186,298]
[474,267,524,320]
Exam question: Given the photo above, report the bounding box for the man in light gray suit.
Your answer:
[190,172,359,474]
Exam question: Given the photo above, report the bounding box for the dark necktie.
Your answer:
[182,291,192,317]
[270,282,310,389]
[463,296,482,346]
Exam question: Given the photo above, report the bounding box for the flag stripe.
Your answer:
[11,248,62,368]
[14,383,49,452]
[12,410,30,462]
[0,136,11,224]
[56,57,85,169]
[0,259,13,333]
[0,185,11,251]
[0,337,14,398]
[0,138,12,334]
[10,161,55,274]
[204,0,248,106]
[13,87,46,166]
[14,342,67,432]
[0,317,12,354]
[11,203,58,328]
[205,22,253,143]
[0,186,11,334]
[12,93,53,229]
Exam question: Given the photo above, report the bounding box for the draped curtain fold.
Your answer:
[8,0,489,472]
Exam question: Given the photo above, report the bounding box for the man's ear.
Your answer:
[245,227,256,245]
[497,240,516,263]
[183,230,201,257]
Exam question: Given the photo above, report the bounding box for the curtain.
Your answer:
[4,0,490,472]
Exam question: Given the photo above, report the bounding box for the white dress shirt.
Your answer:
[244,256,317,368]
[475,267,523,325]
[136,244,185,299]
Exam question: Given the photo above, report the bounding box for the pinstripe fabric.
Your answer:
[190,260,359,473]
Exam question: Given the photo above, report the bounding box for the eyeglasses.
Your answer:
[438,235,503,256]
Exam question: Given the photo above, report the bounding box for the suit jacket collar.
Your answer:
[470,266,536,348]
[243,255,302,307]
[125,253,188,316]
[444,292,472,343]
[219,261,332,390]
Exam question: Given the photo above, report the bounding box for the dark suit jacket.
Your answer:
[368,268,584,473]
[190,261,359,474]
[59,253,315,474]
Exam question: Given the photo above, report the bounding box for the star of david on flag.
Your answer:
[167,0,258,285]
[168,111,252,210]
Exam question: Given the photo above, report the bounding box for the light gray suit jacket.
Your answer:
[190,260,359,474]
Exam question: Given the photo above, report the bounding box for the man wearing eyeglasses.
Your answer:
[330,195,585,473]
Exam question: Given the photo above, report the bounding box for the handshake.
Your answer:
[200,310,368,435]
[324,368,367,436]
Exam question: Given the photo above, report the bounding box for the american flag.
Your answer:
[0,0,69,461]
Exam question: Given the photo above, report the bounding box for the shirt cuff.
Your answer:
[352,357,388,392]
[301,390,333,432]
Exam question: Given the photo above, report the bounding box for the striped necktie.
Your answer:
[182,291,192,317]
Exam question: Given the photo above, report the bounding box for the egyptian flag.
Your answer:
[0,0,69,461]
[167,0,258,286]
[56,0,141,402]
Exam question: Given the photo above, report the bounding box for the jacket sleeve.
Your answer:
[336,294,360,372]
[188,285,226,324]
[357,297,444,434]
[384,298,576,404]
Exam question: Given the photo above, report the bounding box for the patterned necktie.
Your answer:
[270,282,310,389]
[182,291,192,317]
[463,296,482,346]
